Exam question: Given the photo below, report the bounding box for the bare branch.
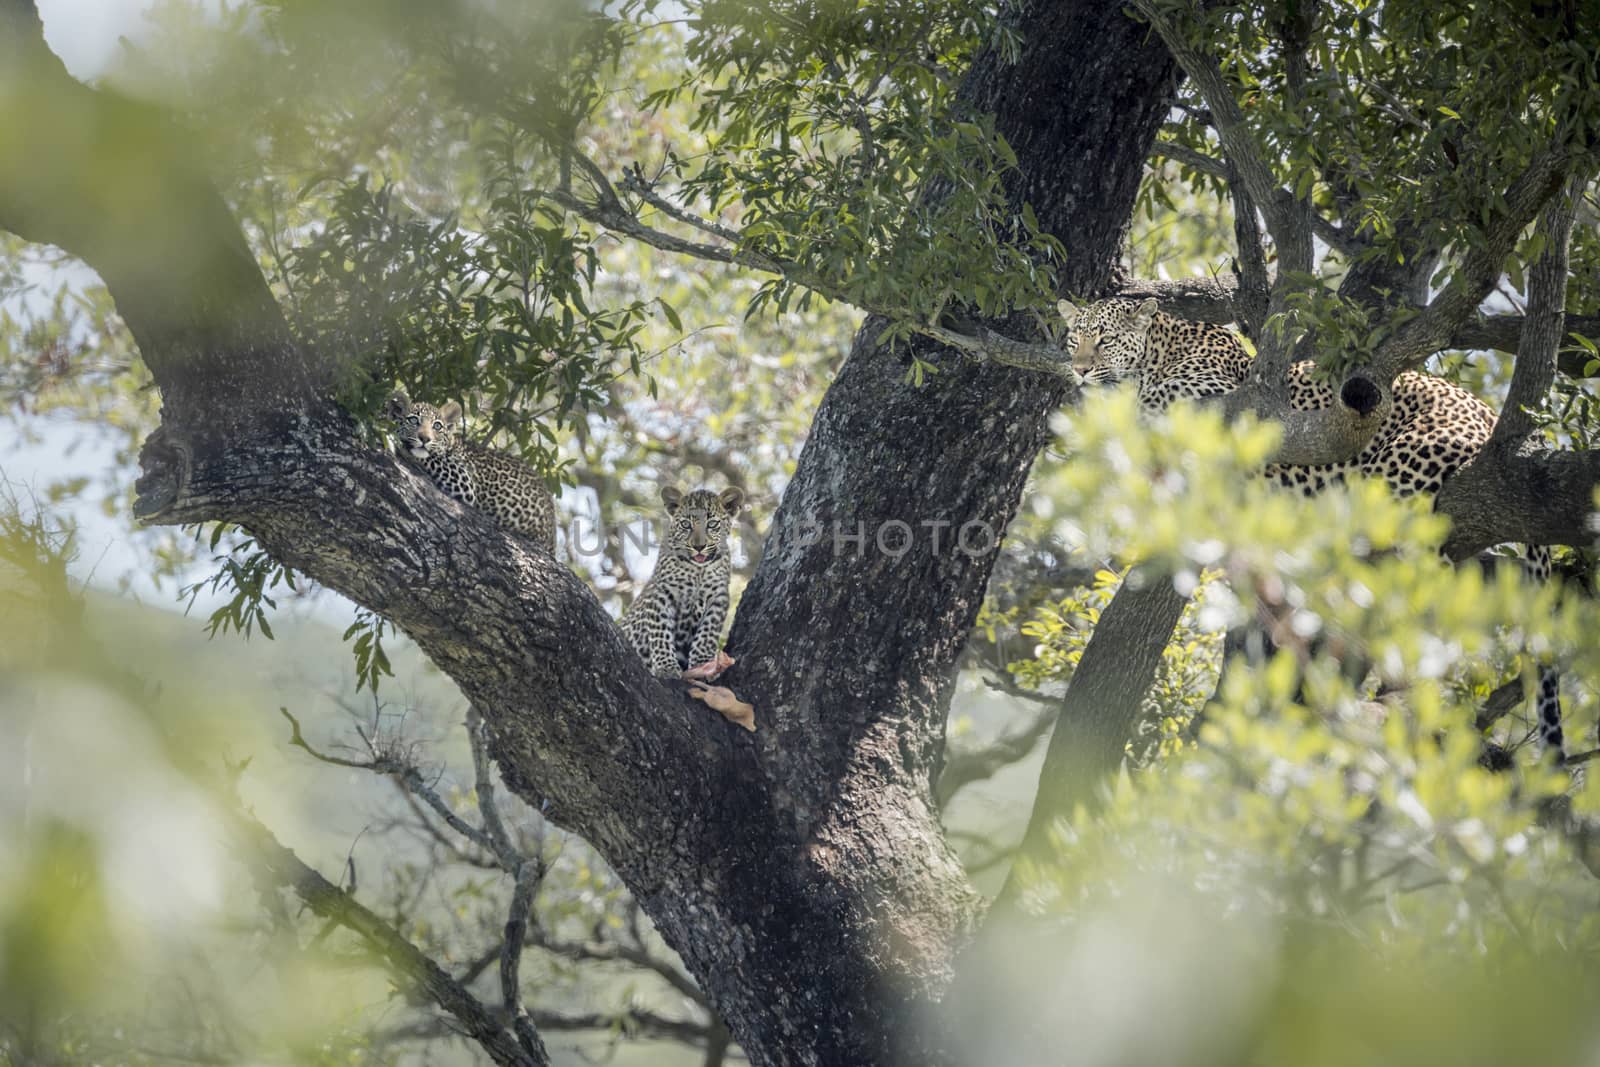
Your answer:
[232,811,550,1067]
[620,163,747,247]
[280,707,505,862]
[468,705,525,869]
[529,1010,713,1045]
[528,927,705,1005]
[937,689,1057,806]
[501,860,547,1061]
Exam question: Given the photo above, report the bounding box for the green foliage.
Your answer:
[994,566,1224,766]
[637,1,1062,326]
[282,164,655,472]
[1153,0,1599,267]
[342,608,395,692]
[179,526,297,642]
[1013,387,1598,917]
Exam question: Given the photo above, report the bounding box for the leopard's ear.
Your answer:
[437,400,463,425]
[1056,299,1081,330]
[718,487,745,514]
[660,486,684,513]
[1130,297,1159,330]
[386,391,411,420]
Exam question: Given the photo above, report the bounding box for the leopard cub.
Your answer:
[386,392,557,554]
[620,486,744,679]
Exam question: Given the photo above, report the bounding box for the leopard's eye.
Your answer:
[407,415,420,425]
[433,421,444,430]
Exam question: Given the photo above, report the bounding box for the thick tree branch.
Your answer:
[995,568,1190,910]
[1452,313,1600,377]
[528,927,704,1003]
[1228,177,1270,340]
[1494,173,1583,443]
[1436,446,1600,559]
[1371,143,1577,378]
[1114,277,1239,321]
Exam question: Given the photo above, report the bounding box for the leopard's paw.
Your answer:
[682,649,736,682]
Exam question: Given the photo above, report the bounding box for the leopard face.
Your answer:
[387,392,462,461]
[1059,297,1159,386]
[660,486,744,565]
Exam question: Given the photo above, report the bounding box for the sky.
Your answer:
[37,0,157,80]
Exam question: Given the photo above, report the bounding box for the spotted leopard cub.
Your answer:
[386,392,557,554]
[620,486,744,679]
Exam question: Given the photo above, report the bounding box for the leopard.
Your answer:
[620,486,744,680]
[1061,297,1566,761]
[386,392,558,555]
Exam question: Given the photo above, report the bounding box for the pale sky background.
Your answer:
[37,0,154,80]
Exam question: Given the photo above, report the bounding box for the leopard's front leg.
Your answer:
[645,599,683,679]
[684,587,729,679]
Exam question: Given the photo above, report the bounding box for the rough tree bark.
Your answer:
[0,1,1177,1063]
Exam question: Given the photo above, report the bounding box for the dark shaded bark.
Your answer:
[0,1,1178,1064]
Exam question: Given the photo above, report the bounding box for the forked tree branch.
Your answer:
[1371,143,1577,379]
[232,811,551,1067]
[1132,1,1315,294]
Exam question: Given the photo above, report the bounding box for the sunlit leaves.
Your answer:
[1009,386,1600,973]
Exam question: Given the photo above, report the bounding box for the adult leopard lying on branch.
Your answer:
[1061,296,1566,761]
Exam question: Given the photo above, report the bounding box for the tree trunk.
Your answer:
[0,1,1177,1062]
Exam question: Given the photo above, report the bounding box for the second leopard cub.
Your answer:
[387,392,557,554]
[620,486,744,679]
